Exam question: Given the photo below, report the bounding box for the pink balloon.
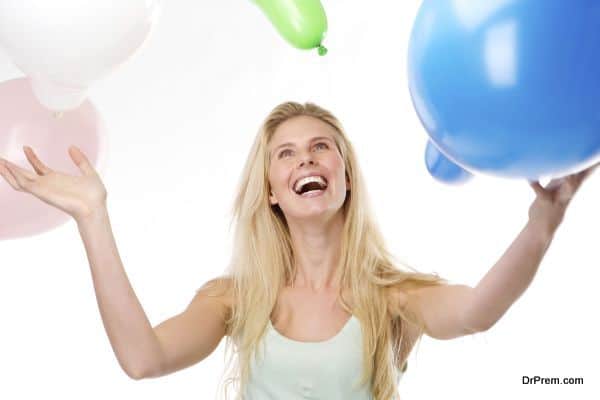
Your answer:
[0,77,107,240]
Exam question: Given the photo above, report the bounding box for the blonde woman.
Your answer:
[0,102,597,400]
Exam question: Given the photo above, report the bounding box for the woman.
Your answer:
[0,102,597,400]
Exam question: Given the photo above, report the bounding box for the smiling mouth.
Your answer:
[296,187,327,197]
[293,177,328,196]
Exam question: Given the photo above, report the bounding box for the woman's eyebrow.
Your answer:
[272,136,334,154]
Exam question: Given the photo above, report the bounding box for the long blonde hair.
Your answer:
[202,101,447,400]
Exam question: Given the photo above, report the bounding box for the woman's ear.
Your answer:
[269,190,278,205]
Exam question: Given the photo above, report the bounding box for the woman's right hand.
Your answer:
[0,145,107,223]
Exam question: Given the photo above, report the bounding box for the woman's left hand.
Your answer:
[528,161,600,235]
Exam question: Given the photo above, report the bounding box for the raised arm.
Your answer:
[79,210,231,379]
[77,205,231,380]
[0,147,231,380]
[399,218,557,340]
[77,207,164,379]
[400,163,598,340]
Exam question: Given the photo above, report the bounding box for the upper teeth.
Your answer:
[294,175,327,193]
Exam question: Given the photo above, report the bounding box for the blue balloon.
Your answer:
[425,140,472,184]
[408,0,600,181]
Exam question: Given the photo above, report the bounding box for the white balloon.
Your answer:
[0,0,161,111]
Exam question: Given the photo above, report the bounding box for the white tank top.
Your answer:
[243,315,403,399]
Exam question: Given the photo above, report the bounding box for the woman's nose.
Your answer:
[298,158,316,168]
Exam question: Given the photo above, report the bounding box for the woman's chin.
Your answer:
[285,204,344,223]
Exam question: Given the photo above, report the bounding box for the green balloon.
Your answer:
[253,0,328,55]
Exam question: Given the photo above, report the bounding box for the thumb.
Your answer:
[68,146,96,176]
[528,180,546,198]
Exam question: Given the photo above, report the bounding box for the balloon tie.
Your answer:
[317,44,328,56]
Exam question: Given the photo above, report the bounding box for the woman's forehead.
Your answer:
[269,116,337,146]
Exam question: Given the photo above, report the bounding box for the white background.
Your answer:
[0,1,598,399]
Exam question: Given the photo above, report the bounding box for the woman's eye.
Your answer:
[279,149,292,158]
[315,142,329,150]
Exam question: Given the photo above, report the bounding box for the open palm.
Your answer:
[0,146,107,221]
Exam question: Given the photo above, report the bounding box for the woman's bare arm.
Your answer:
[78,208,231,380]
[77,207,165,379]
[396,220,555,340]
[1,147,230,379]
[399,165,598,340]
[148,279,231,378]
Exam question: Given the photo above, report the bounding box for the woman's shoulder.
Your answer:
[385,278,446,313]
[385,284,412,315]
[197,275,234,313]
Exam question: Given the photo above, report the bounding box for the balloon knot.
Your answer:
[317,45,328,56]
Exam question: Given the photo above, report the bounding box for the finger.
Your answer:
[23,146,52,175]
[1,159,37,181]
[0,160,20,190]
[528,180,548,198]
[1,160,35,191]
[68,146,96,176]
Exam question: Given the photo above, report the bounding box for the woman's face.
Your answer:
[267,115,349,221]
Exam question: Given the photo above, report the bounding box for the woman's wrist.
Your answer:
[76,203,110,228]
[525,216,558,243]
